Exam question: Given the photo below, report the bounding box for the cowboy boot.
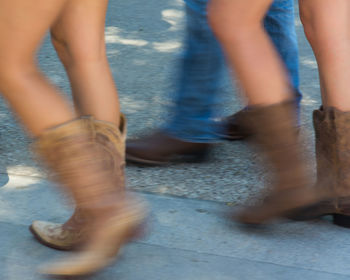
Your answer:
[30,115,127,250]
[32,119,147,276]
[288,107,350,228]
[235,100,318,224]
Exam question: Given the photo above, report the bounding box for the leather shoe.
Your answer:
[126,131,211,165]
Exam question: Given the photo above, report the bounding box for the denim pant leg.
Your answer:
[163,1,226,143]
[265,0,302,105]
[165,0,301,143]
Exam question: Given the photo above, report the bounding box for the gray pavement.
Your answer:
[1,174,350,280]
[0,0,348,279]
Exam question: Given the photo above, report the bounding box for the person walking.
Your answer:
[0,0,146,276]
[207,0,350,225]
[126,0,302,165]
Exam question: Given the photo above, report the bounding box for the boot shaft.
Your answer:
[314,107,350,198]
[35,117,126,209]
[80,115,127,192]
[239,101,308,190]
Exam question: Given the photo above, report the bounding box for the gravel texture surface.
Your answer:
[0,0,320,204]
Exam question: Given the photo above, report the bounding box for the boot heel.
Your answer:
[333,214,350,228]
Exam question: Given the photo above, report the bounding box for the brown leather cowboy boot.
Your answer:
[288,107,350,228]
[30,115,127,250]
[235,101,318,224]
[31,118,146,277]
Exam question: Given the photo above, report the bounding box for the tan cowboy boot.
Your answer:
[288,107,350,228]
[32,118,147,277]
[30,115,127,250]
[235,101,318,224]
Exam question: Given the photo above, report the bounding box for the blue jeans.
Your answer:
[164,0,301,143]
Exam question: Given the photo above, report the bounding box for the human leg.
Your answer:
[50,0,120,126]
[168,0,301,140]
[163,0,226,143]
[126,0,224,165]
[218,0,302,141]
[208,0,293,106]
[0,0,75,136]
[208,0,316,223]
[265,0,301,104]
[126,0,302,165]
[288,0,350,227]
[30,0,128,250]
[0,0,144,275]
[300,0,350,110]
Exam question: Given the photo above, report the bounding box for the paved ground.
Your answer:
[0,1,348,279]
[2,175,350,280]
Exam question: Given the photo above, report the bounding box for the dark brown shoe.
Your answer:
[126,131,211,165]
[214,109,251,140]
[216,101,300,141]
[234,101,318,225]
[287,107,350,228]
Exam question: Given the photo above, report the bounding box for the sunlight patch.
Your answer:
[162,9,184,31]
[152,41,182,52]
[105,26,148,47]
[301,58,318,69]
[1,174,41,190]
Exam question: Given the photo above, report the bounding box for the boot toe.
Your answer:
[30,220,59,242]
[30,220,78,250]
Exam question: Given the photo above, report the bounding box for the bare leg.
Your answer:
[300,0,350,110]
[283,1,350,226]
[0,0,144,276]
[208,0,293,106]
[51,0,120,126]
[0,0,74,136]
[207,0,316,224]
[30,0,128,248]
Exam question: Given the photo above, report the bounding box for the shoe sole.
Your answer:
[214,133,246,141]
[126,154,169,166]
[126,151,210,166]
[29,219,147,252]
[39,202,148,277]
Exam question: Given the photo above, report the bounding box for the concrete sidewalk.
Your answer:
[1,174,350,280]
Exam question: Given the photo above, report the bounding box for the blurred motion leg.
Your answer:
[0,0,145,276]
[30,0,128,251]
[126,0,302,165]
[218,0,302,140]
[208,0,316,223]
[234,101,317,224]
[126,0,224,165]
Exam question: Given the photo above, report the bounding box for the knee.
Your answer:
[207,1,261,44]
[0,59,35,93]
[207,2,237,42]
